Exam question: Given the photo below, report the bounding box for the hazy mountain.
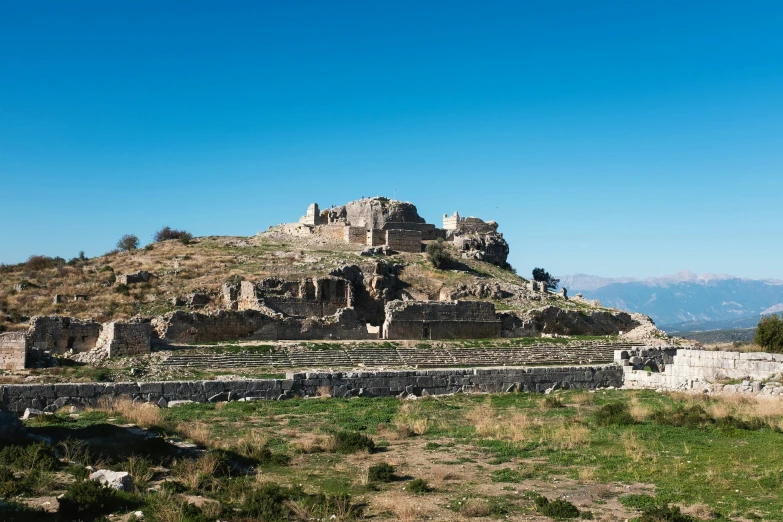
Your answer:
[559,271,783,331]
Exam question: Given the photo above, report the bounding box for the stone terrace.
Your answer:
[159,341,646,370]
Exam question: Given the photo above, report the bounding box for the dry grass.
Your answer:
[373,491,433,522]
[395,402,431,437]
[620,431,645,464]
[290,432,329,454]
[176,421,213,446]
[459,498,492,517]
[629,397,652,422]
[317,385,331,398]
[541,422,589,450]
[96,396,164,428]
[569,391,595,406]
[466,399,539,444]
[228,429,269,458]
[173,452,223,490]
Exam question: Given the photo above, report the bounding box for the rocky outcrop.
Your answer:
[331,197,426,229]
[501,306,642,337]
[452,232,510,267]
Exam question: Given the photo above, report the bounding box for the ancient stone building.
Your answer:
[382,300,501,340]
[27,316,102,354]
[385,230,422,253]
[95,321,151,357]
[0,332,27,371]
[443,212,499,234]
[224,277,354,318]
[299,203,324,226]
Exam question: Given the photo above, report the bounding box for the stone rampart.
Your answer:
[96,321,151,357]
[343,226,366,244]
[383,300,501,340]
[0,364,622,413]
[366,229,385,247]
[385,229,422,253]
[27,316,101,354]
[618,348,783,393]
[0,332,27,371]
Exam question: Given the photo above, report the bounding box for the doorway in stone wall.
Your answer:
[422,323,431,340]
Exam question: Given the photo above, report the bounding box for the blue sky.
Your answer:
[1,1,781,279]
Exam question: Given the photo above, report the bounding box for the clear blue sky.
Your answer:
[1,1,781,279]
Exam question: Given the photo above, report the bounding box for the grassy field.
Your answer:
[2,389,783,521]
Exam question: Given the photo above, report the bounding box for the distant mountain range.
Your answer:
[559,271,783,333]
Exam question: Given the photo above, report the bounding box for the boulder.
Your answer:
[89,469,133,491]
[0,410,27,442]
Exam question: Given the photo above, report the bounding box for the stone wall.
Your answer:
[367,229,385,246]
[96,321,151,357]
[385,229,422,253]
[0,364,623,413]
[315,224,347,242]
[383,300,501,340]
[116,271,152,285]
[0,332,27,371]
[619,348,783,392]
[27,316,102,354]
[343,226,366,244]
[153,308,374,343]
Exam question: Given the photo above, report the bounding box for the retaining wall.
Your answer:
[618,348,783,391]
[0,364,622,413]
[0,332,27,371]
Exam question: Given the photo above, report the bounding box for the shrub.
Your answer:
[154,226,194,245]
[619,494,658,510]
[116,234,139,252]
[240,483,296,520]
[755,314,783,353]
[544,395,565,409]
[59,479,138,519]
[532,268,560,290]
[25,255,56,271]
[0,443,57,472]
[639,505,695,522]
[332,431,375,453]
[368,462,395,482]
[114,283,130,296]
[535,495,580,519]
[426,239,452,269]
[594,402,635,426]
[406,478,432,494]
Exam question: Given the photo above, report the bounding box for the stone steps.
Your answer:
[159,342,626,369]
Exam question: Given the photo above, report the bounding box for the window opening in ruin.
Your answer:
[422,323,431,340]
[67,337,75,349]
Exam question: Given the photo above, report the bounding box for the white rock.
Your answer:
[89,469,133,491]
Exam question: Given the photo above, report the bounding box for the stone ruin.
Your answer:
[383,300,502,340]
[285,197,510,264]
[0,316,152,370]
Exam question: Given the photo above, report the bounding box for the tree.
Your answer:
[532,267,560,290]
[426,239,452,269]
[116,234,139,252]
[153,226,193,245]
[755,314,783,353]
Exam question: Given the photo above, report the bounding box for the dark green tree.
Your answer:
[755,314,783,353]
[426,239,452,269]
[116,234,139,252]
[532,268,559,290]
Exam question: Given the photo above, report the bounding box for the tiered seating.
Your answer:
[159,340,654,370]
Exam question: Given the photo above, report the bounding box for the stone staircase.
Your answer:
[159,341,648,370]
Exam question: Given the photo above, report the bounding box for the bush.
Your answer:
[544,395,565,409]
[154,226,194,245]
[406,478,432,494]
[25,255,57,271]
[490,468,526,483]
[755,314,783,353]
[532,268,560,290]
[619,494,658,510]
[368,462,395,482]
[116,234,139,252]
[0,443,57,472]
[639,505,695,522]
[114,283,130,296]
[594,402,635,426]
[426,239,452,269]
[332,431,375,453]
[535,495,580,519]
[59,479,137,519]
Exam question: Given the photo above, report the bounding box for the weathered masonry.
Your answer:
[383,300,501,340]
[0,332,27,371]
[0,365,623,413]
[96,321,151,357]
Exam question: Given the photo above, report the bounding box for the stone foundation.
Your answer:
[383,300,501,340]
[0,364,623,413]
